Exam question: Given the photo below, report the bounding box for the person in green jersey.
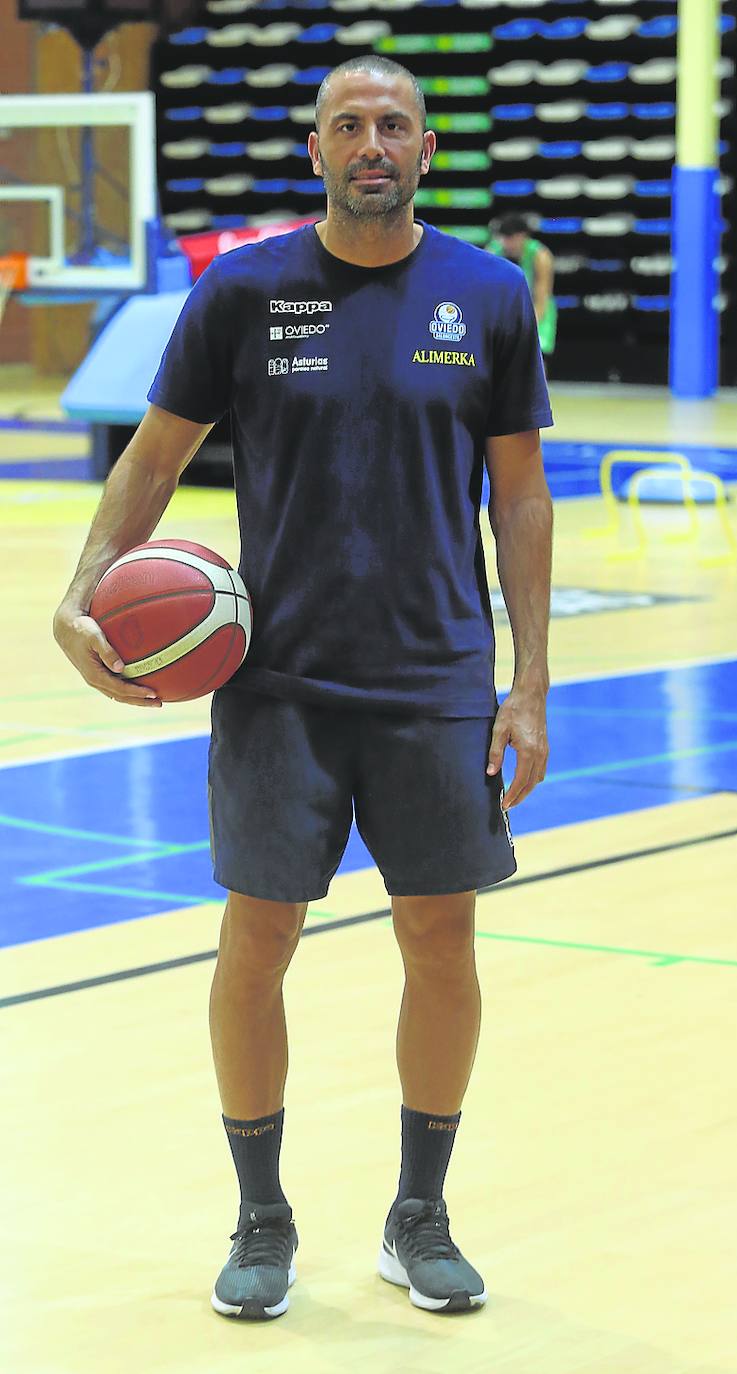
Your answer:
[487,214,557,362]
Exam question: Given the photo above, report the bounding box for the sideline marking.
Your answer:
[2,826,735,1009]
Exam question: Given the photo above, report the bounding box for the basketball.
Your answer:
[90,539,252,702]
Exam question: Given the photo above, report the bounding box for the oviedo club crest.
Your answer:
[429,301,467,343]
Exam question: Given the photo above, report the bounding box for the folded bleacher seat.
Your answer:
[632,103,676,120]
[584,294,629,311]
[536,102,586,122]
[585,63,630,83]
[587,103,630,120]
[536,176,585,197]
[538,141,584,158]
[488,138,540,160]
[630,59,677,84]
[583,214,634,235]
[586,17,639,40]
[537,216,584,232]
[537,61,588,85]
[161,65,211,87]
[488,62,538,85]
[491,179,537,196]
[165,106,204,121]
[581,138,629,160]
[584,176,634,199]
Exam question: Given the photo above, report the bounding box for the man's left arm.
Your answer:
[484,429,553,809]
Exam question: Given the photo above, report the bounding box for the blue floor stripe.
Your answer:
[1,658,735,948]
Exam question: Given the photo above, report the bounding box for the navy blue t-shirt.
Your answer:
[147,220,553,716]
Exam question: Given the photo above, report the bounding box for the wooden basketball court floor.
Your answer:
[1,374,736,1374]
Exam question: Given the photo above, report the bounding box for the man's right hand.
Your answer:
[53,606,162,707]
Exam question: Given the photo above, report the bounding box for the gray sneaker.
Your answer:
[378,1197,487,1313]
[211,1201,298,1321]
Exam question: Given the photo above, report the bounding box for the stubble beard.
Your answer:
[318,144,424,222]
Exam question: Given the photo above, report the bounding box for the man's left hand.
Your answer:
[486,688,549,809]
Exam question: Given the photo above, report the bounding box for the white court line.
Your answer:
[0,652,734,773]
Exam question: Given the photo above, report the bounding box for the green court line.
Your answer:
[473,930,737,969]
[0,812,177,849]
[546,738,737,784]
[21,839,210,885]
[41,878,205,905]
[0,733,46,749]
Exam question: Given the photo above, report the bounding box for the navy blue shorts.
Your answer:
[208,689,517,902]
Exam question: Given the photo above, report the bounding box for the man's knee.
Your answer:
[392,891,477,968]
[220,892,309,974]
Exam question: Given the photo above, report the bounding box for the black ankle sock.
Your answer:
[394,1104,462,1208]
[222,1109,288,1225]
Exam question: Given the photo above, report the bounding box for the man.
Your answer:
[53,56,554,1322]
[487,214,558,363]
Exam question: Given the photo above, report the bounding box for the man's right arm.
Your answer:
[53,403,214,707]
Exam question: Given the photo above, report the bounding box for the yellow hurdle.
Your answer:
[628,466,737,564]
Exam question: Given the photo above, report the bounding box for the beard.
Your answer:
[317,143,424,220]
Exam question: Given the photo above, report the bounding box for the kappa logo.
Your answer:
[270,299,333,315]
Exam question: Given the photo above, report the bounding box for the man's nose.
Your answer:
[357,126,386,158]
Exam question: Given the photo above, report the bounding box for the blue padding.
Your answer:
[61,291,191,424]
[538,217,583,233]
[492,180,536,196]
[165,106,203,121]
[208,69,246,85]
[556,295,582,307]
[586,63,630,83]
[292,179,323,193]
[166,177,205,192]
[493,104,536,120]
[634,180,671,197]
[633,103,676,120]
[251,107,289,121]
[670,166,720,398]
[586,104,630,120]
[298,24,339,41]
[494,20,540,40]
[589,259,626,271]
[292,66,331,84]
[545,18,588,39]
[634,218,671,234]
[539,141,583,158]
[632,296,670,310]
[620,471,717,504]
[721,14,736,30]
[169,27,208,45]
[211,142,247,157]
[638,17,678,37]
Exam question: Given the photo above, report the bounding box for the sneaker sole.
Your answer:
[210,1259,297,1321]
[377,1244,487,1313]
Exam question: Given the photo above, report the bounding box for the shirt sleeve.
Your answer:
[147,257,232,424]
[486,267,554,438]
